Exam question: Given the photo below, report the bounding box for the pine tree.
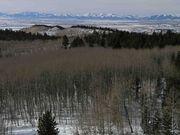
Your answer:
[62,35,69,49]
[37,111,59,135]
[0,48,2,58]
[71,37,84,47]
[100,38,105,47]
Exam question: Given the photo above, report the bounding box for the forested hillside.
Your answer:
[0,47,179,134]
[0,29,57,40]
[83,27,180,48]
[1,26,180,49]
[0,26,180,135]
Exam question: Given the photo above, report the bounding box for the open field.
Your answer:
[0,45,180,134]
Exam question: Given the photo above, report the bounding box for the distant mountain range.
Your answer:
[0,12,180,21]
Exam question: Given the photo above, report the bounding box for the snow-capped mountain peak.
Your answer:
[0,12,180,20]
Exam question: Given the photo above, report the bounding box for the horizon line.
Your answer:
[0,11,180,17]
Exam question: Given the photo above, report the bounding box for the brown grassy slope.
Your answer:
[21,25,102,37]
[21,25,52,34]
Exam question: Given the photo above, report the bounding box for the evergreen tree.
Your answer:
[62,35,69,49]
[0,48,2,58]
[100,37,106,47]
[71,37,84,47]
[37,111,59,135]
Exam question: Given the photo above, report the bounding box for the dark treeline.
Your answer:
[0,29,58,41]
[71,37,85,47]
[72,25,115,32]
[83,27,180,49]
[33,25,65,30]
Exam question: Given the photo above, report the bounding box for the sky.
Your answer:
[0,0,180,16]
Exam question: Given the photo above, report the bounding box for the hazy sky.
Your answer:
[0,0,180,15]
